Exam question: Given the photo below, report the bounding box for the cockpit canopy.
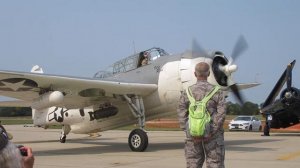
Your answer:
[94,47,169,79]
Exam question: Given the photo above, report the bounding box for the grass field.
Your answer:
[0,116,33,125]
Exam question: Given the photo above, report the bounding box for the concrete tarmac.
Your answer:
[4,125,300,168]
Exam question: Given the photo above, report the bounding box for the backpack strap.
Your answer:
[186,85,220,104]
[200,86,220,104]
[186,87,195,105]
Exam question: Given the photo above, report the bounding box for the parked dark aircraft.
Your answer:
[260,60,300,135]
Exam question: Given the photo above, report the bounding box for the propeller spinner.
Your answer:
[191,35,249,104]
[213,35,249,104]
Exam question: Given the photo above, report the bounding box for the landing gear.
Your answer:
[60,134,66,143]
[262,114,271,136]
[128,129,148,152]
[59,125,71,143]
[263,122,270,136]
[124,95,149,152]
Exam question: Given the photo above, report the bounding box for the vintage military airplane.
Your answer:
[260,60,300,136]
[0,36,258,151]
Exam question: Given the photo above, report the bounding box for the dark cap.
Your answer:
[0,125,9,151]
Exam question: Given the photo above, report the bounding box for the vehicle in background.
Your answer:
[228,115,262,131]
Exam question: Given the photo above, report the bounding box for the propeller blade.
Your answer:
[231,35,248,61]
[191,38,210,58]
[262,60,296,108]
[224,35,248,88]
[229,84,244,105]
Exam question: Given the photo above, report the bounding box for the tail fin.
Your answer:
[31,65,44,74]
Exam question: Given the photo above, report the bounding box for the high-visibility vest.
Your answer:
[186,85,220,136]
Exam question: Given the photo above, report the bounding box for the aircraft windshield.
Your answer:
[94,47,168,79]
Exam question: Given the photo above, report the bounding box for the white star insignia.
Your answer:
[0,80,33,91]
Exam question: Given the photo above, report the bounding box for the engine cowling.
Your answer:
[211,52,229,86]
[280,87,300,105]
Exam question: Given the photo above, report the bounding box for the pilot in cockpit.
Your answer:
[141,52,149,66]
[138,51,149,67]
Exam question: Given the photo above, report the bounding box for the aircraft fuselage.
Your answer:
[33,51,221,134]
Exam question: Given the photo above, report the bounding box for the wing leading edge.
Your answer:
[0,70,157,108]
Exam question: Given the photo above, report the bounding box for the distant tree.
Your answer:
[0,107,32,117]
[226,101,260,115]
[226,102,242,115]
[16,107,32,116]
[240,101,260,115]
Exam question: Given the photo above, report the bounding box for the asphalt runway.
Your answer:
[4,125,300,168]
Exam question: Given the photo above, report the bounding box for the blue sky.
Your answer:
[0,0,299,104]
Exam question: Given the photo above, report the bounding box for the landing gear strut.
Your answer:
[262,114,271,136]
[263,121,270,136]
[59,125,71,143]
[60,134,66,143]
[124,95,148,152]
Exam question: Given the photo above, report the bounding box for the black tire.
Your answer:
[60,135,66,143]
[248,125,252,131]
[263,123,270,136]
[128,129,148,152]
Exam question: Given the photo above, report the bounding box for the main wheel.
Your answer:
[60,134,66,143]
[248,125,252,132]
[128,129,148,152]
[263,123,270,136]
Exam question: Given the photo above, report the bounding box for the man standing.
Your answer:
[177,62,226,168]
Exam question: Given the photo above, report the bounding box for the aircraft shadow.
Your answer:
[32,138,281,156]
[34,141,184,156]
[225,139,281,152]
[270,133,300,137]
[14,138,116,145]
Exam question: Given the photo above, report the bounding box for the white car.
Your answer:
[228,116,262,131]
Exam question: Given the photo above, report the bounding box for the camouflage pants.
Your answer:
[184,132,225,168]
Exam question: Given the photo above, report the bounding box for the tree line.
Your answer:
[0,101,260,117]
[226,101,260,115]
[0,107,32,117]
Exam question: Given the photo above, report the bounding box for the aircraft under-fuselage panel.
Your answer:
[0,36,259,151]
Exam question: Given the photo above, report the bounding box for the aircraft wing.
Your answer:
[0,70,157,108]
[236,83,260,90]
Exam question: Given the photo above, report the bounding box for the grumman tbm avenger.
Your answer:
[0,36,258,151]
[260,60,300,136]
